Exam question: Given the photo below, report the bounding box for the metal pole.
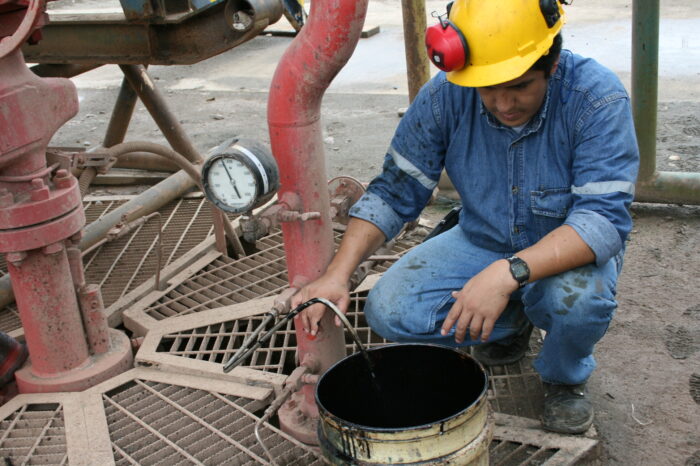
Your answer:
[401,0,430,103]
[631,0,659,183]
[103,75,140,148]
[630,0,700,205]
[119,65,202,163]
[119,64,230,252]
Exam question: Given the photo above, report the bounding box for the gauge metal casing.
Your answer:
[201,138,280,214]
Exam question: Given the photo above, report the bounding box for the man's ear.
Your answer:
[550,58,560,76]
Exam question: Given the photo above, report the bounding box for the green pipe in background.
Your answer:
[631,0,700,204]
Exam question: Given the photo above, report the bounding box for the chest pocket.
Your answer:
[530,188,573,236]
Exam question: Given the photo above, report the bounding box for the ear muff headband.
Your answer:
[540,0,561,28]
[425,19,469,72]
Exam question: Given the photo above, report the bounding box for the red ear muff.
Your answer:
[425,20,469,72]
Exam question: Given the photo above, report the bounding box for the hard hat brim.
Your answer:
[446,38,556,88]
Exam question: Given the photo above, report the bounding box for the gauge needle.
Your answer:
[221,161,242,198]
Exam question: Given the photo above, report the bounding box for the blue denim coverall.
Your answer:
[349,51,640,385]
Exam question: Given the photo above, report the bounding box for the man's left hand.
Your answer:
[440,259,519,343]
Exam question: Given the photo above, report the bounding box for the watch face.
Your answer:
[511,262,529,280]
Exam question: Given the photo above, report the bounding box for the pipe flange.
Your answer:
[0,206,85,253]
[0,175,82,230]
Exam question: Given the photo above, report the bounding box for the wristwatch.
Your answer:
[506,255,530,287]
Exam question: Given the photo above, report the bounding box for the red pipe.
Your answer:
[267,0,369,444]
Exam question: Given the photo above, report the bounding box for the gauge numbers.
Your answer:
[206,156,257,212]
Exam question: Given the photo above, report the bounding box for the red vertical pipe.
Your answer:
[267,0,369,432]
[7,247,90,376]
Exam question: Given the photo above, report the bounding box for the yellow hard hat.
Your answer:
[426,0,566,88]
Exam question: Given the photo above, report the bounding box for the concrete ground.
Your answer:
[43,0,700,464]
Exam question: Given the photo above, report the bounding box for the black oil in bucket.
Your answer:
[316,343,492,465]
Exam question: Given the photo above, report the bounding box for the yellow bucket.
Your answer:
[316,343,493,465]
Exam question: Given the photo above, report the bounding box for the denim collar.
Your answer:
[479,81,553,137]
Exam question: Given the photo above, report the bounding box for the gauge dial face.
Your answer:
[206,156,257,212]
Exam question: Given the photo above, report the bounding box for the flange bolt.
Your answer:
[54,169,72,189]
[42,242,64,255]
[6,251,27,265]
[30,178,50,202]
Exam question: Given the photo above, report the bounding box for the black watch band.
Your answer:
[506,255,530,287]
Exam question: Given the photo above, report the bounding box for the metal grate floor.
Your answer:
[0,195,228,336]
[152,289,545,420]
[0,199,596,464]
[82,196,224,309]
[138,229,422,323]
[103,379,323,465]
[157,313,297,374]
[143,231,298,321]
[491,438,559,464]
[0,402,67,465]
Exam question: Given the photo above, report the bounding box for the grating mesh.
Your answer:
[485,343,544,420]
[82,197,222,308]
[104,379,324,465]
[144,231,335,320]
[154,288,545,420]
[158,315,297,374]
[0,403,68,465]
[0,305,21,335]
[0,196,225,334]
[144,229,424,323]
[490,439,558,465]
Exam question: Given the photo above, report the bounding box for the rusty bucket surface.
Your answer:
[316,343,493,465]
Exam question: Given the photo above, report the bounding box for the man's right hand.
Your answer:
[290,273,351,337]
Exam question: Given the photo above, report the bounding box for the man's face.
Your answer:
[476,68,550,127]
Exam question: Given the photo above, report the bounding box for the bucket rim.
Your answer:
[314,342,490,432]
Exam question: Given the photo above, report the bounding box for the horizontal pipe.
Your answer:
[113,152,179,172]
[22,0,283,65]
[105,141,202,186]
[635,171,700,205]
[80,169,196,250]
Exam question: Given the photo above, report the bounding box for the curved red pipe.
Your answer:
[267,0,369,436]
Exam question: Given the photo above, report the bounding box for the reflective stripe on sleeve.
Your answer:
[571,181,635,196]
[389,146,438,191]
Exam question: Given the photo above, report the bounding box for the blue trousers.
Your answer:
[364,226,623,385]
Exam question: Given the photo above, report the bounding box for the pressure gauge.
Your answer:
[201,138,280,214]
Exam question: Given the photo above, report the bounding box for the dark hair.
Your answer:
[531,33,563,78]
